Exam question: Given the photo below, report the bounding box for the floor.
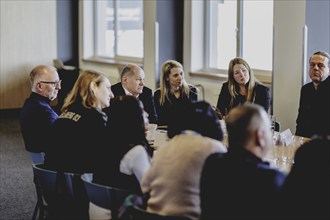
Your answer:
[0,109,36,220]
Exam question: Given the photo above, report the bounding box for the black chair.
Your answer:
[31,173,44,220]
[118,195,192,220]
[53,65,80,114]
[194,84,205,101]
[32,164,89,219]
[275,121,281,132]
[30,152,45,164]
[81,173,135,220]
[30,153,45,220]
[119,205,193,220]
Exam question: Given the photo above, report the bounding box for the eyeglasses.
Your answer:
[39,80,62,87]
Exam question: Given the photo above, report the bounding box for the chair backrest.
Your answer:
[275,121,281,132]
[32,164,89,219]
[54,67,80,114]
[53,59,64,69]
[32,164,75,197]
[194,84,205,101]
[81,173,134,218]
[118,194,192,220]
[30,152,45,164]
[119,205,192,220]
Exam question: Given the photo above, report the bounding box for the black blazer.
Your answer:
[154,85,198,126]
[295,76,330,137]
[107,82,158,124]
[216,82,270,115]
[200,150,286,220]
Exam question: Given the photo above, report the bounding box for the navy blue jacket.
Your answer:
[20,92,58,152]
[201,149,286,220]
[44,103,108,174]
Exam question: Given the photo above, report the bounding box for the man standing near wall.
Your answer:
[296,51,330,138]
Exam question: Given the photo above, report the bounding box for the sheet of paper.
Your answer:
[280,129,293,145]
[153,130,168,149]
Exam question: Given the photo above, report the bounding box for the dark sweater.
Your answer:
[296,76,330,137]
[20,92,58,153]
[44,103,108,174]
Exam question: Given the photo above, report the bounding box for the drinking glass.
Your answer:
[269,115,276,133]
[146,123,157,142]
[289,136,305,164]
[273,133,285,162]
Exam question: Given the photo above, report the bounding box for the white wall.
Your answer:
[0,0,57,109]
[273,1,306,133]
[142,1,157,91]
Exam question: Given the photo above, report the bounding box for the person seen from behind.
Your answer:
[280,135,330,220]
[141,101,227,220]
[200,103,286,220]
[91,95,152,220]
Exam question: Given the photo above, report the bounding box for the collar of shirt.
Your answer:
[123,86,139,98]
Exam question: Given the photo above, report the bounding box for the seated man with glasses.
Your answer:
[20,65,61,163]
[39,79,62,87]
[295,51,330,138]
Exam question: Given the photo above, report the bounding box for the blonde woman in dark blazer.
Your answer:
[216,57,270,117]
[154,60,198,126]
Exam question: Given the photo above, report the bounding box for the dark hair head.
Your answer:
[310,51,330,67]
[107,95,153,172]
[225,103,265,148]
[108,95,146,145]
[293,135,330,171]
[167,101,223,141]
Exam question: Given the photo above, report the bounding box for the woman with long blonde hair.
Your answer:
[216,57,270,116]
[43,70,114,219]
[45,70,114,173]
[154,60,198,126]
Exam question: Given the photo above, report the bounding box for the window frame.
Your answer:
[84,0,144,65]
[186,0,272,85]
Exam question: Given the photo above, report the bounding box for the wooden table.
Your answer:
[265,135,311,173]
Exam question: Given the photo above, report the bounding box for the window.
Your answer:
[206,0,273,71]
[94,0,144,61]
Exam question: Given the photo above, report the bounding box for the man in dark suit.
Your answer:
[105,63,158,124]
[296,51,330,138]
